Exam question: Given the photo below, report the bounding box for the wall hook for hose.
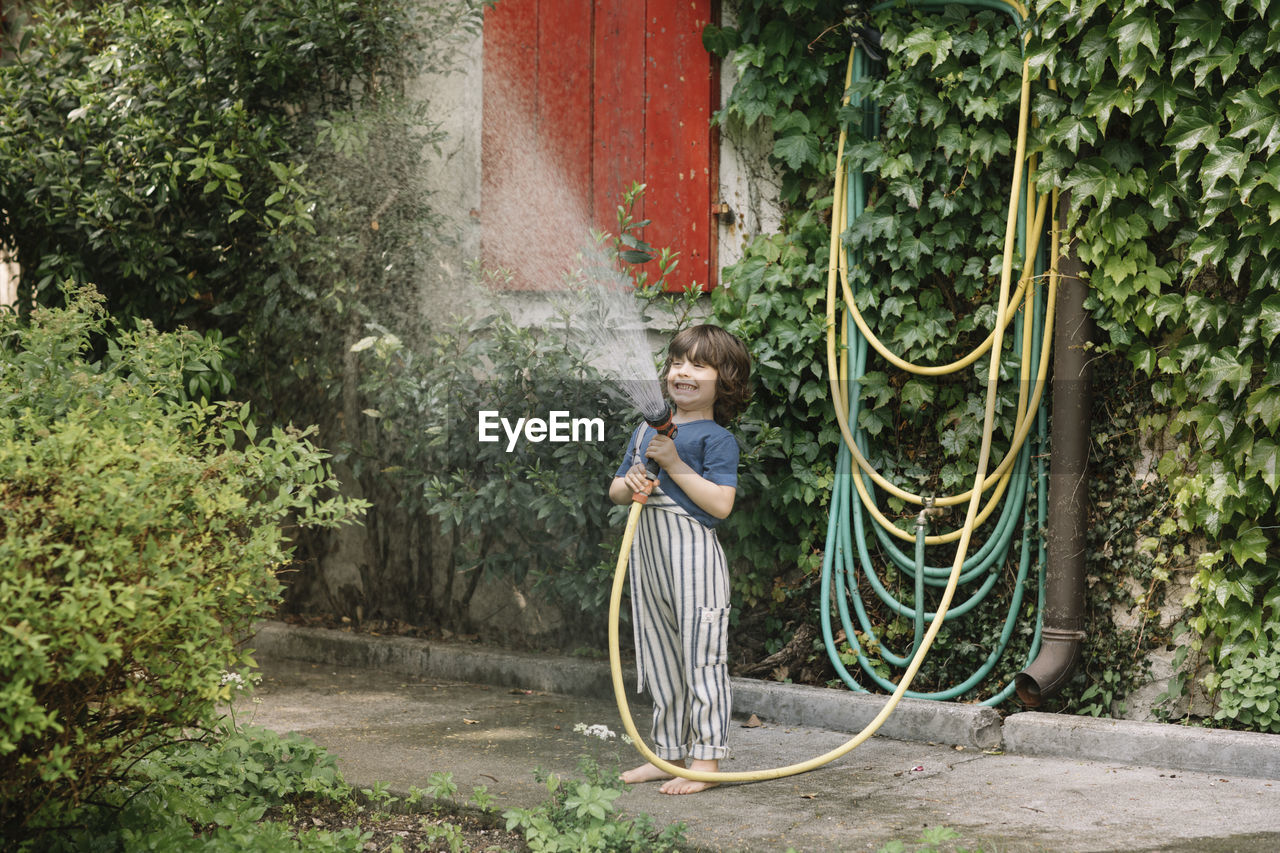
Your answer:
[844,2,883,62]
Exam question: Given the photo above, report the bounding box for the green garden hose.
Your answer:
[609,0,1056,783]
[822,0,1059,704]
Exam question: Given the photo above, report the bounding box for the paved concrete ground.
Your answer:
[247,622,1280,852]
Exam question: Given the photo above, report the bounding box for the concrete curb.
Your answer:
[1003,711,1280,778]
[732,679,1002,750]
[250,621,1280,778]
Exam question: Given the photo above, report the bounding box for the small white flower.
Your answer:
[573,722,618,740]
[219,670,258,692]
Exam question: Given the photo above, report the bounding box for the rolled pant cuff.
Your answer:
[687,746,728,761]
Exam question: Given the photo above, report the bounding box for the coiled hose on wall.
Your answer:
[609,0,1060,783]
[822,1,1058,706]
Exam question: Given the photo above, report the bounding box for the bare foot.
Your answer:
[659,758,719,795]
[621,762,678,785]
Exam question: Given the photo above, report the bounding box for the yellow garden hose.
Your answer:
[609,1,1056,783]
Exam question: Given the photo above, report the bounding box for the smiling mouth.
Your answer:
[672,381,698,391]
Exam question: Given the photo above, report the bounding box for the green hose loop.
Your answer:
[820,0,1052,705]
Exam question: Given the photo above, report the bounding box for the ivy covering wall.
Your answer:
[705,0,1280,729]
[1037,0,1280,731]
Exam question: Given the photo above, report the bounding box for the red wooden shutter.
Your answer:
[482,0,717,292]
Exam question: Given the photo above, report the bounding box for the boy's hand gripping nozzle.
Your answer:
[633,405,677,504]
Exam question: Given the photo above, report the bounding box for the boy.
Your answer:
[608,324,752,795]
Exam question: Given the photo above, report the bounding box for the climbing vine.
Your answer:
[1032,0,1280,731]
[707,0,1279,724]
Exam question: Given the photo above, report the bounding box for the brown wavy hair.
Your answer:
[663,324,752,425]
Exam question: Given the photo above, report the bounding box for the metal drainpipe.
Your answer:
[1015,193,1090,707]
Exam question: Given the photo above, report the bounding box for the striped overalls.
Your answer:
[630,489,732,761]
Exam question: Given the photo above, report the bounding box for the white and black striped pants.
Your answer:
[629,494,731,761]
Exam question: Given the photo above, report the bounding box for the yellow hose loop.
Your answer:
[608,10,1053,786]
[827,40,1061,522]
[837,194,1048,378]
[842,254,1058,545]
[609,501,897,782]
[850,447,1015,545]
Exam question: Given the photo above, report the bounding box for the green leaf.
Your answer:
[1063,160,1113,210]
[1227,90,1280,156]
[1165,110,1220,170]
[1230,523,1269,568]
[1186,231,1228,271]
[1246,386,1280,433]
[900,378,934,409]
[1200,352,1253,400]
[1083,80,1130,134]
[1246,438,1280,493]
[1150,293,1185,328]
[1259,295,1280,346]
[1144,79,1183,125]
[1113,13,1160,62]
[702,24,739,57]
[1054,115,1098,154]
[1200,140,1249,195]
[773,133,819,171]
[900,30,952,69]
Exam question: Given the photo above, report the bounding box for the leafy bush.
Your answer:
[0,0,489,630]
[30,720,364,853]
[339,194,690,640]
[0,0,482,424]
[0,0,427,318]
[347,302,636,640]
[1209,650,1280,733]
[0,287,364,841]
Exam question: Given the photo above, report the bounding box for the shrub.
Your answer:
[0,287,365,841]
[347,302,635,640]
[0,0,423,323]
[338,200,684,640]
[32,719,363,853]
[0,0,483,425]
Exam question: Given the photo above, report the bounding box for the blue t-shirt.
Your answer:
[615,419,739,529]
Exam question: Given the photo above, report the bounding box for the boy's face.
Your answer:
[666,353,719,415]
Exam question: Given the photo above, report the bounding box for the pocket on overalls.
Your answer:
[692,606,731,668]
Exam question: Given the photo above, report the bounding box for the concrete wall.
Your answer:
[0,244,17,308]
[715,2,784,271]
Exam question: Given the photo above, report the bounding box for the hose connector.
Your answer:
[915,496,937,531]
[633,405,678,504]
